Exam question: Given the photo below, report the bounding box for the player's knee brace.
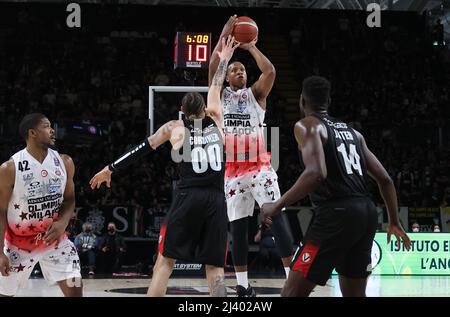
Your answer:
[230,217,249,266]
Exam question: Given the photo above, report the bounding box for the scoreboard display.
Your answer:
[174,32,211,69]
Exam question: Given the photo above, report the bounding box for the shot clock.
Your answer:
[174,32,211,69]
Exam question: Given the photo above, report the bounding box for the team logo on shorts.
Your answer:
[41,170,48,177]
[302,252,311,263]
[9,251,20,264]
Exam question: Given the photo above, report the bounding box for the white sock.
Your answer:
[284,267,290,279]
[236,272,249,288]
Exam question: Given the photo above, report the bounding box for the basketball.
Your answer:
[232,16,258,43]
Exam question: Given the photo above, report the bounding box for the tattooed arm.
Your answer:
[207,35,239,130]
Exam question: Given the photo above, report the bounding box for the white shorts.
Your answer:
[0,237,81,296]
[225,167,281,222]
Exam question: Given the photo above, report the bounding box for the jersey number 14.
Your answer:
[337,144,363,176]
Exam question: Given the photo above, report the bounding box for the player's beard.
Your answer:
[46,138,58,150]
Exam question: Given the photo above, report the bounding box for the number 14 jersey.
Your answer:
[302,114,369,206]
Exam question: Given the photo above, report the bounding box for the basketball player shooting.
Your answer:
[209,15,293,297]
[89,36,240,297]
[0,114,82,297]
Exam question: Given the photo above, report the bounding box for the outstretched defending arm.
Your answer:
[207,35,240,130]
[356,131,411,250]
[208,15,237,87]
[89,120,181,189]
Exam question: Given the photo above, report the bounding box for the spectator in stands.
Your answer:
[99,222,126,274]
[74,222,97,275]
[411,221,421,233]
[67,214,83,242]
[433,224,441,233]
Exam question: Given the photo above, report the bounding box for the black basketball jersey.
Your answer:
[300,114,369,206]
[176,116,225,190]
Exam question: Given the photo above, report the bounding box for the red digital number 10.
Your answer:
[187,44,207,62]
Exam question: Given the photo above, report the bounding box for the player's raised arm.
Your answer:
[207,35,240,129]
[240,40,276,110]
[355,130,411,250]
[208,15,237,87]
[89,120,182,189]
[261,118,327,220]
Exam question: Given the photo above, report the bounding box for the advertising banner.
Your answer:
[367,233,450,275]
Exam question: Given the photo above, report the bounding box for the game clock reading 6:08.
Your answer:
[174,32,211,70]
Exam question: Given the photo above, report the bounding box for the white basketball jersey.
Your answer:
[222,87,265,137]
[7,148,67,237]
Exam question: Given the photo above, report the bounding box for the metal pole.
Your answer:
[148,86,209,135]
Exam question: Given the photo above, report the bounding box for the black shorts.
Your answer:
[158,187,228,267]
[290,197,378,286]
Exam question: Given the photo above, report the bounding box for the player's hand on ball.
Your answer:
[218,35,240,62]
[89,166,112,189]
[221,14,238,37]
[0,253,10,276]
[239,37,257,51]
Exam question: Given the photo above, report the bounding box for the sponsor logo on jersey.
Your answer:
[27,181,44,198]
[236,101,246,114]
[29,181,40,188]
[55,168,61,176]
[22,173,34,186]
[54,157,60,166]
[47,178,62,194]
[41,170,48,177]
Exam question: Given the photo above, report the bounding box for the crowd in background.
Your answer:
[0,5,449,237]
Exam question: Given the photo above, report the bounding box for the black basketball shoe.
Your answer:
[235,284,256,297]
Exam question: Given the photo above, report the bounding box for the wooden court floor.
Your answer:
[13,275,450,297]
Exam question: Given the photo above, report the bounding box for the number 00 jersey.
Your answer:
[176,116,225,191]
[301,114,369,205]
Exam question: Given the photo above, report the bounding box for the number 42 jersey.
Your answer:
[6,148,67,250]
